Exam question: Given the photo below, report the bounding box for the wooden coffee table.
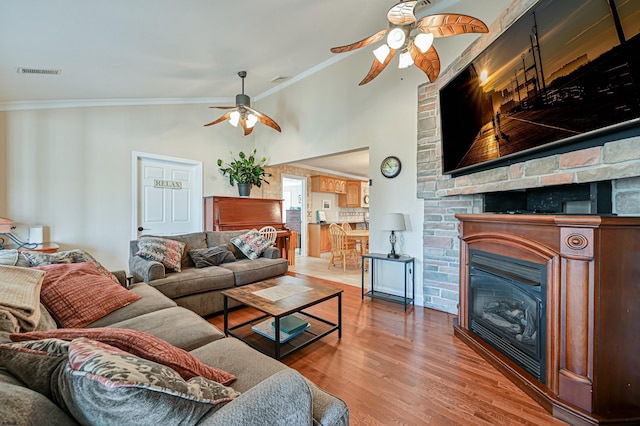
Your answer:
[222,275,342,360]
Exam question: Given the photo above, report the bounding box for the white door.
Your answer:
[132,152,203,238]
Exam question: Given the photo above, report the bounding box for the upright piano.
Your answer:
[203,196,295,264]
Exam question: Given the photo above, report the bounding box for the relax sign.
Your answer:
[153,179,182,189]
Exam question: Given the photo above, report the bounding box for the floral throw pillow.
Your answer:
[12,328,236,385]
[136,236,186,272]
[56,338,240,425]
[230,229,273,260]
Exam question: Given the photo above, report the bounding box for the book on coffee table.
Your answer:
[251,317,310,343]
[271,314,309,334]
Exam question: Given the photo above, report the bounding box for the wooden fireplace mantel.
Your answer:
[455,214,640,425]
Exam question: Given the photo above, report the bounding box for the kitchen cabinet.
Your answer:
[308,223,332,257]
[338,180,364,207]
[311,175,346,194]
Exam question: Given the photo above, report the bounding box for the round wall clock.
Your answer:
[380,156,402,178]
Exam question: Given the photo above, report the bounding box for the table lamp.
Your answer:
[381,213,405,259]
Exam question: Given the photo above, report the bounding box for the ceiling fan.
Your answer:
[204,71,281,136]
[330,0,488,85]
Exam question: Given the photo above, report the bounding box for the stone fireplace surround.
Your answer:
[415,0,640,315]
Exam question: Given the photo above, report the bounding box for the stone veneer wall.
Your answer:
[416,0,640,314]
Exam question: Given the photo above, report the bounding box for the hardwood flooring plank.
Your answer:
[208,272,566,425]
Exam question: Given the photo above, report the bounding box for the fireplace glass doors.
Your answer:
[468,250,547,382]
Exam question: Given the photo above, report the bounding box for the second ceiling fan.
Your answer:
[204,71,281,136]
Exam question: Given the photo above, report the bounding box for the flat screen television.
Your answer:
[440,0,640,176]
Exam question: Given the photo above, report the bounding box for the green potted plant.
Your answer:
[217,149,272,197]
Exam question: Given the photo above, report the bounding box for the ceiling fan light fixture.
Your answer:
[373,44,391,63]
[330,1,489,85]
[414,32,434,53]
[204,70,281,134]
[229,111,240,127]
[387,27,407,49]
[246,113,258,128]
[398,50,414,69]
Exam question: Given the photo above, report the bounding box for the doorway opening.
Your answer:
[282,176,306,256]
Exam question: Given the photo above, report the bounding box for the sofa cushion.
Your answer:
[136,236,186,272]
[191,338,349,426]
[148,266,235,299]
[188,245,235,268]
[34,262,141,328]
[12,328,236,385]
[85,282,177,328]
[23,249,119,284]
[103,306,225,351]
[0,369,79,426]
[0,338,69,398]
[55,338,240,426]
[230,229,274,260]
[221,258,289,286]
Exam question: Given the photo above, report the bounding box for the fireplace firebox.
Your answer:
[468,250,546,382]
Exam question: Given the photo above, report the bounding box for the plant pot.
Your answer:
[237,183,252,197]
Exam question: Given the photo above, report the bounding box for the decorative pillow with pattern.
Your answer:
[188,245,235,268]
[0,338,69,398]
[136,236,186,272]
[0,249,19,266]
[23,249,120,284]
[33,262,141,328]
[230,229,273,260]
[56,338,240,425]
[12,328,236,385]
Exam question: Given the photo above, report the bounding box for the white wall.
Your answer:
[0,0,513,310]
[1,104,253,270]
[255,47,427,304]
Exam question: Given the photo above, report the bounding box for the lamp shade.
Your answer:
[381,213,406,231]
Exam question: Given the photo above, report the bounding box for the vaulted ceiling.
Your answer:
[0,0,511,176]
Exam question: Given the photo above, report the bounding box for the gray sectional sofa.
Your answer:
[129,230,289,316]
[0,267,349,425]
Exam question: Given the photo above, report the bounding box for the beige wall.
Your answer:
[1,104,254,270]
[0,111,7,218]
[0,0,514,309]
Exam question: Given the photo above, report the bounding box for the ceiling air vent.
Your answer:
[17,67,62,75]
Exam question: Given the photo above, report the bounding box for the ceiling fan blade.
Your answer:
[209,106,235,109]
[330,29,388,53]
[239,118,254,136]
[387,1,418,25]
[409,43,440,83]
[203,110,233,127]
[416,14,489,38]
[246,106,281,132]
[359,49,397,86]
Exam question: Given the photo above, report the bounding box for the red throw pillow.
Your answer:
[33,262,141,328]
[12,328,236,385]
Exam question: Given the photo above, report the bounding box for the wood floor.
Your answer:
[209,267,567,426]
